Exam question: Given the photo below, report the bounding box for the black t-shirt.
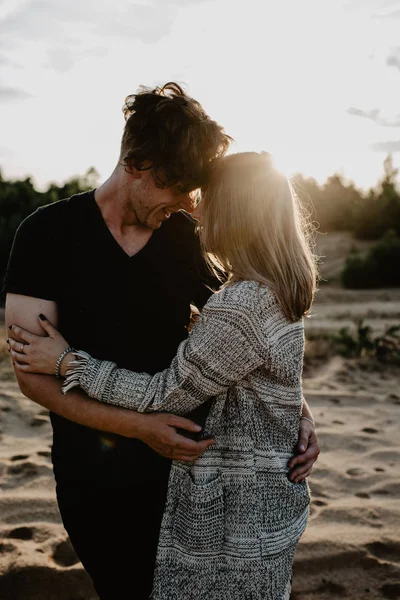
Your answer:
[3,190,218,487]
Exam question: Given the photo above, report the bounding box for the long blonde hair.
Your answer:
[200,152,318,322]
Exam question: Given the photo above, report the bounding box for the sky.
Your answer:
[0,0,400,191]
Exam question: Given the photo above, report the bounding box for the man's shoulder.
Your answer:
[35,190,94,219]
[18,190,94,233]
[166,210,197,236]
[162,211,200,251]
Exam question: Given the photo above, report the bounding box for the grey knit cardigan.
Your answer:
[63,280,310,600]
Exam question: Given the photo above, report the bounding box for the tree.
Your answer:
[354,155,400,239]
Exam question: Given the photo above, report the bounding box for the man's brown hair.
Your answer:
[120,82,232,192]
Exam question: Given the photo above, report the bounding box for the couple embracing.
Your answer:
[5,82,319,600]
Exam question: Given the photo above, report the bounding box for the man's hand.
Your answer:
[288,418,320,483]
[134,413,216,462]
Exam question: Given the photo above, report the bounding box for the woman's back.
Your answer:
[152,279,310,600]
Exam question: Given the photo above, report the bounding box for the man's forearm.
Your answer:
[17,372,145,438]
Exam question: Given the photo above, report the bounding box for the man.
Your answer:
[4,82,319,599]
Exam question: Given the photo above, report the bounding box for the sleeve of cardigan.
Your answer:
[62,303,266,415]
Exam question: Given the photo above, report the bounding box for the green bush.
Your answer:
[332,320,400,364]
[341,230,400,288]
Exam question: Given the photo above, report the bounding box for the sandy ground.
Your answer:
[0,273,400,598]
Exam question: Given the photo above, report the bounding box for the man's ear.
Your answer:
[121,164,142,180]
[129,160,152,180]
[129,166,143,180]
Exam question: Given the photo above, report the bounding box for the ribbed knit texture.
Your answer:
[63,280,310,600]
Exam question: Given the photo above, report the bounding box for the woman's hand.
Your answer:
[8,314,72,376]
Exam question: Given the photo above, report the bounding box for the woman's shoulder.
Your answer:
[204,280,279,315]
[204,280,304,335]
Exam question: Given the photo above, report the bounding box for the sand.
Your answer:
[1,278,400,599]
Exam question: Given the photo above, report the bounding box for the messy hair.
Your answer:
[120,82,232,192]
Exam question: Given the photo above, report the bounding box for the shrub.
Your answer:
[332,320,400,364]
[341,230,400,288]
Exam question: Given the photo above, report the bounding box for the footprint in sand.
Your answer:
[7,526,33,540]
[7,461,38,477]
[30,416,49,427]
[10,454,29,461]
[362,427,379,434]
[0,542,17,553]
[312,499,328,507]
[52,539,80,567]
[355,492,370,499]
[333,419,345,425]
[37,450,51,458]
[374,467,385,472]
[308,482,329,499]
[347,467,367,477]
[366,541,400,564]
[365,509,383,528]
[317,579,347,595]
[380,583,400,599]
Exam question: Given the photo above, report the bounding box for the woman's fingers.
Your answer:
[8,324,36,344]
[13,361,34,372]
[38,314,59,337]
[8,338,36,371]
[8,338,29,355]
[9,347,27,362]
[9,345,35,372]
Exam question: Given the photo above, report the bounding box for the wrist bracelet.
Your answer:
[300,416,315,426]
[55,347,75,379]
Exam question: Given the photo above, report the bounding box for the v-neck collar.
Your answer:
[89,189,161,261]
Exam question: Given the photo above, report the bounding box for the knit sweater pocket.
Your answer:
[257,473,310,557]
[172,472,224,554]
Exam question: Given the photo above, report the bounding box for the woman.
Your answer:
[9,152,317,600]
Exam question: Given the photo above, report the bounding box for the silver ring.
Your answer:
[20,343,24,353]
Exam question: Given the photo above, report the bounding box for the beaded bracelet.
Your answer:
[55,347,75,379]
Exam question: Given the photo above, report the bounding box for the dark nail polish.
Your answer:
[6,339,9,344]
[39,314,46,321]
[9,325,12,330]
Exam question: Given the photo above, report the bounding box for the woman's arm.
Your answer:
[64,303,266,415]
[9,301,320,478]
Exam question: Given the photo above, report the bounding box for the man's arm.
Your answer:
[301,397,314,423]
[288,396,319,482]
[6,293,214,461]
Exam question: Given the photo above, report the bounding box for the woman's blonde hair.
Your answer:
[200,152,318,322]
